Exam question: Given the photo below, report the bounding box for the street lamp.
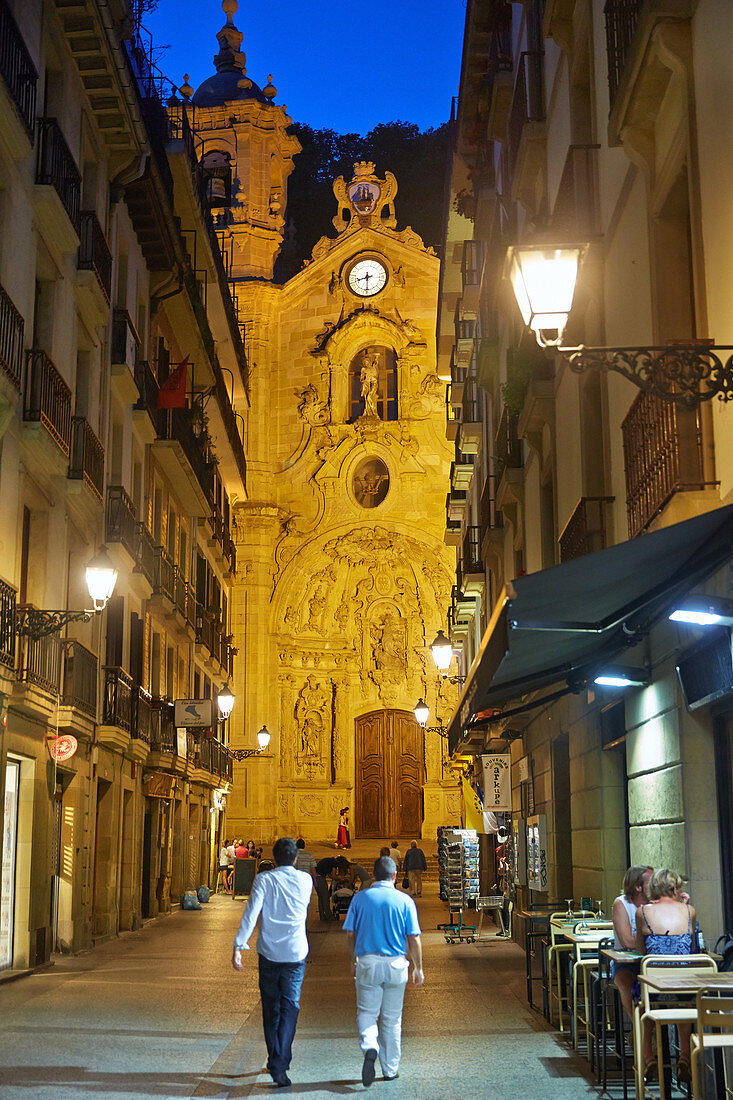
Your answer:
[216,685,235,720]
[430,629,465,684]
[229,724,271,761]
[413,699,450,739]
[17,545,119,638]
[508,243,733,406]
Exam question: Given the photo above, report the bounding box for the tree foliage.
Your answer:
[279,120,449,278]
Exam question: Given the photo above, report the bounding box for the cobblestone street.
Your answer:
[0,874,599,1100]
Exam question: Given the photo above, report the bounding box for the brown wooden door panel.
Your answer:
[356,710,424,838]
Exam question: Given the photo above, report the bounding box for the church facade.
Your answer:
[191,1,459,842]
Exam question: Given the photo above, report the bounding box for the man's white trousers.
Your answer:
[354,953,409,1078]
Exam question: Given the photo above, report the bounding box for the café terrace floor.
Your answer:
[0,839,601,1100]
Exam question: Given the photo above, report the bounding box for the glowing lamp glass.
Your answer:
[85,546,118,610]
[431,630,453,671]
[594,675,635,688]
[669,609,723,626]
[217,687,235,719]
[510,246,582,347]
[256,725,271,751]
[414,699,430,727]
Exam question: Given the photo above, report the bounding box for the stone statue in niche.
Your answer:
[294,675,329,760]
[371,610,406,672]
[352,456,390,509]
[360,348,381,418]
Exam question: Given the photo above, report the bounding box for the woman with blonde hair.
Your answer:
[634,868,696,1086]
[611,865,652,1016]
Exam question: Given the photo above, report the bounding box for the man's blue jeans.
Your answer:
[258,955,306,1075]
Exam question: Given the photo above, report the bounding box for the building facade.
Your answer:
[0,0,247,973]
[440,0,733,939]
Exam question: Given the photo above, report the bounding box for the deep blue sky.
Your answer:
[144,0,466,134]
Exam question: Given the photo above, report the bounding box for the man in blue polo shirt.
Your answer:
[342,855,424,1086]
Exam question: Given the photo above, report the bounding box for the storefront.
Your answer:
[1,758,19,969]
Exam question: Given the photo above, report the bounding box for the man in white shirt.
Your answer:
[232,837,313,1087]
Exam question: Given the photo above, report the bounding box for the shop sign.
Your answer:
[527,813,548,892]
[176,728,188,757]
[174,699,214,727]
[143,771,177,798]
[47,734,78,763]
[481,753,512,813]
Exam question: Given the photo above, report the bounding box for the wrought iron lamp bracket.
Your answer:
[563,344,733,407]
[16,607,95,640]
[228,747,263,761]
[422,723,451,739]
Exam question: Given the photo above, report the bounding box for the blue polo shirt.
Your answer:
[343,880,421,956]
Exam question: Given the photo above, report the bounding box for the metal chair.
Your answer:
[690,990,733,1100]
[570,921,614,1052]
[547,910,595,1030]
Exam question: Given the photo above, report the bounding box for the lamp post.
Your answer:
[430,629,465,685]
[16,545,118,638]
[508,243,733,406]
[228,725,271,761]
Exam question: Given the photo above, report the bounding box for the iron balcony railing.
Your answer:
[36,118,81,234]
[174,566,188,619]
[103,666,132,732]
[222,526,236,573]
[157,408,215,509]
[479,475,503,535]
[61,639,97,718]
[461,240,484,290]
[150,698,176,752]
[462,525,482,574]
[132,683,153,743]
[106,486,137,559]
[68,416,104,498]
[495,407,523,472]
[153,545,175,602]
[558,496,615,563]
[622,392,716,538]
[25,349,72,456]
[462,378,479,424]
[604,0,642,106]
[508,51,545,179]
[111,309,139,368]
[0,0,37,134]
[135,522,155,586]
[0,281,23,387]
[78,211,112,302]
[134,358,159,425]
[0,579,15,671]
[18,628,60,695]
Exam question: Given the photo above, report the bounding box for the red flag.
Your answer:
[157,356,188,409]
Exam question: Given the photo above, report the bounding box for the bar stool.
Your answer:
[634,954,717,1100]
[571,921,614,1052]
[690,990,733,1100]
[547,910,595,1031]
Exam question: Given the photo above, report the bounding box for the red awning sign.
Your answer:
[48,734,78,763]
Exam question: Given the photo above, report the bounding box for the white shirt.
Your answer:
[613,893,638,950]
[233,864,313,962]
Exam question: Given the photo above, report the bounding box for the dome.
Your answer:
[192,71,267,108]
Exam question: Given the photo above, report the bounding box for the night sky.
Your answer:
[143,0,466,134]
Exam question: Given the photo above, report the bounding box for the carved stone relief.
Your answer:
[294,674,330,779]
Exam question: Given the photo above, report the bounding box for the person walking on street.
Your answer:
[231,837,313,1088]
[342,855,424,1086]
[294,837,317,878]
[403,841,427,897]
[390,841,402,871]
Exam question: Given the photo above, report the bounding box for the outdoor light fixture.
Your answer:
[413,699,450,739]
[593,666,649,689]
[509,244,582,348]
[16,545,119,638]
[216,685,235,720]
[429,630,465,684]
[508,243,733,405]
[669,596,733,627]
[229,724,271,761]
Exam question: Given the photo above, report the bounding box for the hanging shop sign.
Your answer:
[47,734,78,763]
[174,698,214,727]
[527,813,548,892]
[481,753,512,813]
[143,771,177,799]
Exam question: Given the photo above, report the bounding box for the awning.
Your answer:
[448,503,733,753]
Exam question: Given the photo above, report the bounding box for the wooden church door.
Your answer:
[355,710,424,838]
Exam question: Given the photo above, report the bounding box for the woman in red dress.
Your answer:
[336,806,351,849]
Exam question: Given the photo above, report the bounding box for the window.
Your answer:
[201,150,232,208]
[349,345,398,422]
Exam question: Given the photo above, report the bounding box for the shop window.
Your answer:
[349,345,398,422]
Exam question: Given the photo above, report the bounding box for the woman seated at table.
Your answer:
[634,868,696,1086]
[612,864,652,1016]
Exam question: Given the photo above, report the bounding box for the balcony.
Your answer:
[100,666,132,751]
[77,211,112,303]
[458,525,484,597]
[134,522,155,591]
[154,407,215,515]
[461,240,484,315]
[0,578,15,672]
[605,0,642,107]
[0,0,37,139]
[486,21,514,140]
[454,309,476,368]
[198,736,232,782]
[153,545,175,604]
[558,496,615,563]
[622,391,717,538]
[459,378,481,455]
[150,698,176,755]
[133,358,159,440]
[24,349,72,458]
[445,492,461,547]
[131,683,153,761]
[35,118,81,251]
[479,475,503,544]
[106,486,137,563]
[60,639,97,719]
[451,583,475,626]
[68,416,104,500]
[450,453,474,492]
[551,144,601,240]
[446,384,461,442]
[18,629,60,696]
[0,280,23,388]
[495,407,523,473]
[508,51,546,211]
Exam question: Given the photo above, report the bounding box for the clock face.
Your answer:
[347,257,388,297]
